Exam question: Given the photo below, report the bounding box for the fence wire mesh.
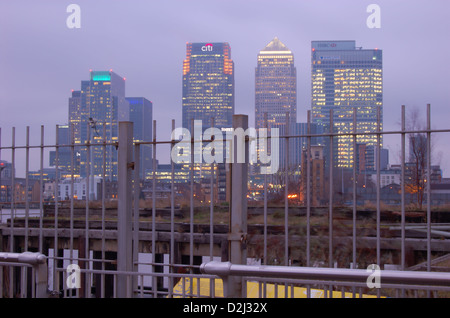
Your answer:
[1,106,450,298]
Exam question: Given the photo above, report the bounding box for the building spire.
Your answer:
[261,37,290,52]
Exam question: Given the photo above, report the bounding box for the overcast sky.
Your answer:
[1,0,449,176]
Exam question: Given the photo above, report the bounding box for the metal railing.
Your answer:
[1,104,450,298]
[0,252,47,298]
[200,261,450,298]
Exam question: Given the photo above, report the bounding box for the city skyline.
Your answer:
[0,1,449,177]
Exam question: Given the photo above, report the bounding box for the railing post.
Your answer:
[35,261,48,298]
[227,114,248,298]
[117,121,134,298]
[0,252,48,298]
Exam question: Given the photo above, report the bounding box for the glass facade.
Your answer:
[181,43,234,201]
[255,37,297,132]
[48,125,80,174]
[126,97,153,177]
[255,37,297,169]
[72,71,129,180]
[311,41,383,168]
[182,42,234,131]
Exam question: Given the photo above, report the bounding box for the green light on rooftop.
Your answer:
[91,72,111,81]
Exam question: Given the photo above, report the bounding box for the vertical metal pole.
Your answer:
[101,123,106,298]
[10,127,15,297]
[209,117,215,298]
[306,111,312,298]
[426,104,431,273]
[0,127,1,205]
[39,126,44,254]
[54,125,60,293]
[10,127,15,253]
[24,127,30,297]
[170,119,175,298]
[89,122,96,201]
[306,111,311,267]
[117,121,134,298]
[401,106,406,271]
[152,120,157,297]
[376,107,381,299]
[352,109,357,269]
[328,110,333,268]
[284,113,289,297]
[9,128,15,221]
[35,261,48,298]
[25,127,30,252]
[227,114,248,298]
[376,107,381,267]
[84,124,90,297]
[190,118,194,280]
[0,127,2,206]
[401,105,406,298]
[209,117,215,260]
[209,117,215,261]
[133,141,140,297]
[284,113,289,267]
[263,113,268,266]
[70,124,75,264]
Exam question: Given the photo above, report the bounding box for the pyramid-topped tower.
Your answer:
[260,37,292,53]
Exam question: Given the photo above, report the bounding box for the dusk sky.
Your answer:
[1,1,449,176]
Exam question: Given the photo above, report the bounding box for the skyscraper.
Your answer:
[126,97,153,178]
[255,37,297,168]
[49,90,82,175]
[73,70,129,181]
[69,90,82,145]
[255,37,297,132]
[182,42,234,131]
[181,42,234,202]
[311,41,383,168]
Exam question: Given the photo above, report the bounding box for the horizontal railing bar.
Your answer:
[278,128,450,139]
[1,128,449,150]
[0,261,33,267]
[200,261,450,287]
[135,138,214,146]
[0,252,46,265]
[46,255,202,270]
[53,266,215,278]
[0,142,117,150]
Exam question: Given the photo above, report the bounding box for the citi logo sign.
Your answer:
[201,43,213,51]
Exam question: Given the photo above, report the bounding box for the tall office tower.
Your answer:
[73,70,129,181]
[65,89,83,174]
[126,97,153,178]
[69,90,82,144]
[255,37,297,170]
[311,41,382,168]
[182,42,234,202]
[49,93,79,173]
[182,42,234,131]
